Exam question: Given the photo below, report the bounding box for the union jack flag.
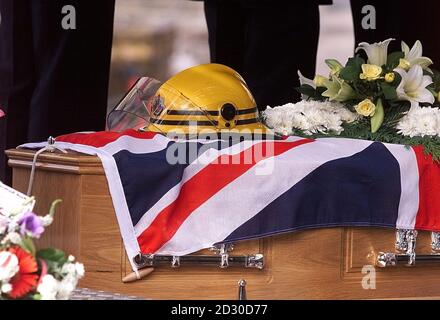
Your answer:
[22,130,440,270]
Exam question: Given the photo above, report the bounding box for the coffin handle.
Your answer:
[238,279,247,300]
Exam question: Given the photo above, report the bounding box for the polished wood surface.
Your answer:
[7,148,440,299]
[6,149,104,175]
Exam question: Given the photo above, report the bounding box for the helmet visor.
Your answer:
[106,77,162,132]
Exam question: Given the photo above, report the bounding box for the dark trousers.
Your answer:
[351,0,440,64]
[204,0,320,111]
[0,0,115,184]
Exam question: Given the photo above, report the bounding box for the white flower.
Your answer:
[313,75,328,87]
[395,65,435,110]
[68,255,75,262]
[322,77,358,102]
[1,283,12,294]
[333,107,358,123]
[298,70,315,88]
[7,221,18,233]
[263,107,284,130]
[263,100,358,136]
[402,40,433,70]
[325,59,344,76]
[37,275,59,300]
[40,215,53,227]
[356,38,395,66]
[57,278,76,300]
[0,251,19,281]
[397,107,440,137]
[1,232,22,246]
[61,262,76,276]
[0,215,9,235]
[61,261,84,278]
[74,263,85,278]
[297,70,316,100]
[277,115,295,136]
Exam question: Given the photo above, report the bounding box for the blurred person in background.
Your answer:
[203,0,440,111]
[202,0,332,111]
[0,0,115,184]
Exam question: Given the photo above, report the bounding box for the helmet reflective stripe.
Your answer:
[149,119,218,126]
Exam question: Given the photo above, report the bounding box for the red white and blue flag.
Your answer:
[22,130,440,270]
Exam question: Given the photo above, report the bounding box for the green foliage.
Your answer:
[20,237,36,256]
[37,248,68,276]
[291,43,439,157]
[388,72,402,87]
[49,199,62,217]
[339,56,364,82]
[371,99,384,133]
[386,51,404,70]
[429,69,440,107]
[296,84,327,101]
[351,80,376,99]
[288,99,440,161]
[382,103,409,127]
[294,118,440,162]
[431,69,440,92]
[380,82,398,100]
[296,84,315,98]
[37,248,67,264]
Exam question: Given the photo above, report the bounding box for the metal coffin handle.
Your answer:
[376,230,440,268]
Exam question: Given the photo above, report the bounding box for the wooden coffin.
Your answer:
[6,148,440,300]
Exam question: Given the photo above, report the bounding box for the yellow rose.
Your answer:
[355,99,376,117]
[313,75,328,87]
[384,72,395,83]
[359,64,383,81]
[398,58,411,71]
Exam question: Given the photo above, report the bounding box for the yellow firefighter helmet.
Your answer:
[145,63,270,135]
[107,63,272,137]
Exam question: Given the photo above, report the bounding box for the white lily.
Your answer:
[298,70,315,88]
[401,40,433,70]
[322,77,358,102]
[297,70,316,99]
[355,38,395,67]
[325,59,344,76]
[395,65,434,111]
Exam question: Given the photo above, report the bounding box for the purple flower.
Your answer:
[18,212,44,238]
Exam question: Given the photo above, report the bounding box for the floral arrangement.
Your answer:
[264,39,440,160]
[0,183,84,300]
[264,100,358,136]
